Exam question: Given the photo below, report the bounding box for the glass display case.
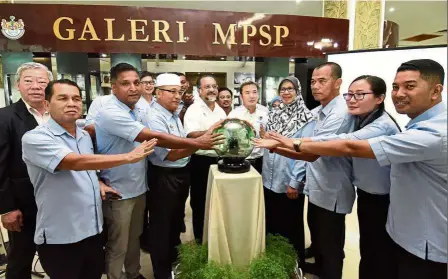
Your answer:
[258,76,283,106]
[3,73,21,106]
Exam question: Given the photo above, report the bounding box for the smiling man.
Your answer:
[146,73,200,279]
[255,59,447,279]
[183,74,227,242]
[21,79,156,279]
[0,62,52,279]
[217,87,233,115]
[94,65,222,279]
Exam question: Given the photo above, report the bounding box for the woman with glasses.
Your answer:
[256,75,401,279]
[262,76,315,268]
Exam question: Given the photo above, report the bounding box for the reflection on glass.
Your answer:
[213,119,256,158]
[4,74,21,105]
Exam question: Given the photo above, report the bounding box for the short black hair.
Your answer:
[45,79,81,101]
[315,62,342,79]
[218,87,233,97]
[110,63,138,83]
[397,59,445,86]
[196,74,215,88]
[139,71,154,80]
[240,81,259,93]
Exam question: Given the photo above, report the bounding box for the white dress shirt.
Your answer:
[23,100,50,125]
[184,98,226,157]
[228,104,269,159]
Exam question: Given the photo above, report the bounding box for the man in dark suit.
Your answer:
[0,62,52,279]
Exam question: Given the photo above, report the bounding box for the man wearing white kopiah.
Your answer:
[228,81,268,174]
[146,73,200,279]
[183,74,226,242]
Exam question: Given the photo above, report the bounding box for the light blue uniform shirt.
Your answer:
[95,95,147,199]
[136,96,156,126]
[176,100,185,115]
[22,118,102,245]
[85,94,114,126]
[147,102,189,168]
[313,112,400,194]
[305,96,356,214]
[368,103,447,263]
[263,121,315,193]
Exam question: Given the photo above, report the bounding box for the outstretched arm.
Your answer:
[299,140,375,159]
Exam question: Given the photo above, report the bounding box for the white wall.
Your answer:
[328,46,447,128]
[0,89,5,108]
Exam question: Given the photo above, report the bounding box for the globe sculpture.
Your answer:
[212,118,256,173]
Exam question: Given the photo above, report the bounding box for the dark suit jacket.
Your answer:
[0,99,38,217]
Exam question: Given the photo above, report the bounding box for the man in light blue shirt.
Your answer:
[146,74,199,279]
[269,59,447,279]
[95,64,222,279]
[22,79,155,279]
[306,63,355,279]
[84,94,114,138]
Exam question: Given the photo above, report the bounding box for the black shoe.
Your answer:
[304,247,314,259]
[302,262,321,277]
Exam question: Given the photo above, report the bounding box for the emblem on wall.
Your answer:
[1,16,25,40]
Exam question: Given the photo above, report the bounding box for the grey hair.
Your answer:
[15,62,53,84]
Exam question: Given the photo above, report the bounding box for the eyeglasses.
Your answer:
[343,92,374,101]
[279,87,295,93]
[159,88,182,95]
[141,81,155,86]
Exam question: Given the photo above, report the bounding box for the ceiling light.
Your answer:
[333,42,339,48]
[389,7,395,12]
[182,56,186,59]
[290,59,294,62]
[221,57,225,60]
[314,42,323,50]
[321,38,332,43]
[307,41,314,46]
[51,53,55,57]
[101,53,107,58]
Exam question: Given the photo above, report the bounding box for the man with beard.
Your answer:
[217,87,233,115]
[177,73,193,123]
[184,74,227,242]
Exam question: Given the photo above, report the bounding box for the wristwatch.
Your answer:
[293,140,302,152]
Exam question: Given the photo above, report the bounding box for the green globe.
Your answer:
[212,118,256,158]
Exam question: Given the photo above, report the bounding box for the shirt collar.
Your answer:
[22,99,49,114]
[111,95,137,113]
[47,118,86,141]
[320,95,342,117]
[406,102,446,128]
[152,101,179,120]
